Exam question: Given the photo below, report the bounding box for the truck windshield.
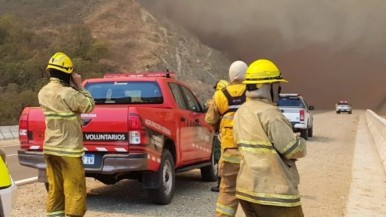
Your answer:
[85,81,163,104]
[277,97,304,108]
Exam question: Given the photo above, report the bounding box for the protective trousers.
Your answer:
[44,155,87,217]
[239,200,304,217]
[215,149,240,217]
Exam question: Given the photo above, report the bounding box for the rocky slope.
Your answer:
[0,0,233,102]
[84,0,232,101]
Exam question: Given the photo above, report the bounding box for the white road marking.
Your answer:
[6,154,18,157]
[15,177,38,186]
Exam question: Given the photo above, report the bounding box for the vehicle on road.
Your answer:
[0,149,17,217]
[277,93,314,140]
[18,72,217,205]
[336,100,352,114]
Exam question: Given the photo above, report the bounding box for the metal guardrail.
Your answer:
[0,125,18,140]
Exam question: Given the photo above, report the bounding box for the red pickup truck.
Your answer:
[18,72,216,204]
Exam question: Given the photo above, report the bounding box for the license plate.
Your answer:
[82,154,95,165]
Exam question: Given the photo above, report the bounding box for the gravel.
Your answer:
[10,110,386,217]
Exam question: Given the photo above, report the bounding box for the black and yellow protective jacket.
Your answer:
[205,83,246,163]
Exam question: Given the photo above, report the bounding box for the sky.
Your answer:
[141,0,386,110]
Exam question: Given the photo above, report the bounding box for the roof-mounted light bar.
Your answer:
[104,72,176,79]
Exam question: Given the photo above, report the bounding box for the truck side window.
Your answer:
[169,83,187,110]
[180,86,202,112]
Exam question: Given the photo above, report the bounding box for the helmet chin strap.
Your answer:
[270,83,274,102]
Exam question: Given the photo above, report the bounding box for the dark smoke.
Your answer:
[140,0,386,110]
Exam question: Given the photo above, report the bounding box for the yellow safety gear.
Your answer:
[215,149,240,217]
[233,98,306,207]
[38,78,95,157]
[243,59,288,84]
[211,83,246,150]
[45,155,87,216]
[214,80,229,91]
[0,155,12,188]
[46,52,74,74]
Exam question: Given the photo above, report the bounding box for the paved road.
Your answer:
[2,110,386,216]
[0,140,37,183]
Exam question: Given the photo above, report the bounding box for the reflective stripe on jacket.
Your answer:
[233,98,306,207]
[38,78,95,157]
[206,83,246,150]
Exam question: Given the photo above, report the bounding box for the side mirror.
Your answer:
[309,105,315,110]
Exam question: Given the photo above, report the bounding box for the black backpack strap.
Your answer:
[220,88,246,116]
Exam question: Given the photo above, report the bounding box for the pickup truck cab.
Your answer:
[18,72,216,205]
[277,93,314,140]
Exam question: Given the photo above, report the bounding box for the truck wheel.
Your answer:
[308,126,313,137]
[300,129,309,140]
[148,150,175,205]
[200,145,218,182]
[348,111,352,114]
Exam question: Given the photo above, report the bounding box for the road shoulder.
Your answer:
[345,114,386,217]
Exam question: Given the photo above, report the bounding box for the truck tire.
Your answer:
[308,126,313,137]
[300,129,309,140]
[200,145,218,182]
[148,150,175,205]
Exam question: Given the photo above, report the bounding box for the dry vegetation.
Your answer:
[0,0,233,124]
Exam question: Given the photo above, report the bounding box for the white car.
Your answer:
[336,100,352,114]
[0,149,17,217]
[277,93,314,140]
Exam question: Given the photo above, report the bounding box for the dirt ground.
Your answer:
[5,110,386,216]
[236,110,385,217]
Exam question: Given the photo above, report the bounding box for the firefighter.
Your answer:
[206,61,248,217]
[206,79,229,192]
[233,59,306,217]
[38,52,95,217]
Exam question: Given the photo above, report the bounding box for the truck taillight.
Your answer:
[19,108,29,149]
[128,114,148,145]
[299,109,305,121]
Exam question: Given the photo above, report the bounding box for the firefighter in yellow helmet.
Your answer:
[233,59,306,217]
[38,52,95,217]
[206,61,247,217]
[206,79,230,192]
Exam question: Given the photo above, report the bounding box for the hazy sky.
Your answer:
[141,0,386,109]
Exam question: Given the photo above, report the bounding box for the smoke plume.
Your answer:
[140,0,386,110]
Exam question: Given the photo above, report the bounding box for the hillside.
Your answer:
[83,0,232,100]
[0,0,232,102]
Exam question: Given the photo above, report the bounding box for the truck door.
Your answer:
[169,83,213,164]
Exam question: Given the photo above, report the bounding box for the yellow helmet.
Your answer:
[243,59,287,84]
[213,79,229,91]
[46,52,74,74]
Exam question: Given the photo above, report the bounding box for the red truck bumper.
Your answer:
[18,150,149,176]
